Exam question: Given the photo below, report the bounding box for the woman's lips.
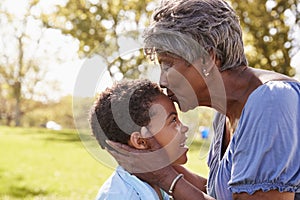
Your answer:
[169,95,181,110]
[168,94,177,102]
[167,90,180,105]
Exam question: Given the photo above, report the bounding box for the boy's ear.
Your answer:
[129,132,149,150]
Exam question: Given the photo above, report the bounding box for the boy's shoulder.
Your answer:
[95,166,162,200]
[95,167,139,200]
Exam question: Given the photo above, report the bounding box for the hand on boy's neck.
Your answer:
[106,127,174,173]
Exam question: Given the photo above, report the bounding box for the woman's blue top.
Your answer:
[207,81,300,200]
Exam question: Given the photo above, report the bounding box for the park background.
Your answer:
[0,0,299,199]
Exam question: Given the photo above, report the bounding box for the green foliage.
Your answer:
[231,0,300,76]
[0,83,15,126]
[3,0,298,127]
[43,0,154,56]
[0,0,71,126]
[44,0,300,79]
[0,126,210,199]
[43,0,157,80]
[72,96,94,130]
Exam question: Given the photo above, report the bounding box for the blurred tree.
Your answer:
[0,0,41,126]
[0,0,76,126]
[42,0,158,80]
[231,0,300,76]
[23,95,75,128]
[0,83,14,125]
[43,0,300,79]
[178,106,215,137]
[73,96,94,130]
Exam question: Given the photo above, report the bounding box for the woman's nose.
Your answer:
[159,71,168,87]
[180,124,189,134]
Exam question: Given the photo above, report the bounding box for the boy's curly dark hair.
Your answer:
[90,79,164,149]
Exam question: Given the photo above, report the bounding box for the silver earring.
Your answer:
[202,69,210,77]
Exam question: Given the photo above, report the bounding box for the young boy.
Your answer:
[89,79,189,200]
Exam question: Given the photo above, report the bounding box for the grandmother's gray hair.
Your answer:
[143,0,248,71]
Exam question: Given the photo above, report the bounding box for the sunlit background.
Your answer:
[0,0,299,199]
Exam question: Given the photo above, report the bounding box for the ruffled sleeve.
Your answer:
[228,81,300,195]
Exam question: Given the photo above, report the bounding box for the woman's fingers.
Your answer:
[105,139,170,173]
[106,140,136,155]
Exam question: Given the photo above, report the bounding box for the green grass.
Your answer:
[185,138,210,177]
[0,126,210,199]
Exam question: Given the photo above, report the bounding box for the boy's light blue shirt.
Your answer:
[96,166,169,200]
[208,81,300,200]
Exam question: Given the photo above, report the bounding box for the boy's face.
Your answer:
[147,94,189,165]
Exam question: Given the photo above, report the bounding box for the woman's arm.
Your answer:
[107,140,215,200]
[173,164,207,193]
[229,83,300,200]
[153,166,215,200]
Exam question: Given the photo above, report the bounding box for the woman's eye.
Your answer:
[161,62,172,71]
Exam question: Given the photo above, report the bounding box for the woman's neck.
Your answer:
[224,66,295,121]
[223,66,262,119]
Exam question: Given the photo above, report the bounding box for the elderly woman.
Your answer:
[108,0,300,199]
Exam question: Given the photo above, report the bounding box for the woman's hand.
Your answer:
[105,126,177,189]
[106,127,171,173]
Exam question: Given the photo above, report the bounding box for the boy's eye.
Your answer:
[171,116,177,123]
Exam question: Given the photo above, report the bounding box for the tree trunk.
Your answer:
[14,81,21,126]
[15,36,24,127]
